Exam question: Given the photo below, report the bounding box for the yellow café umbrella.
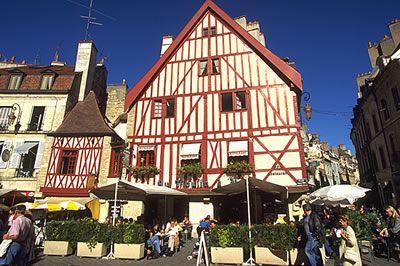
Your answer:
[14,202,38,210]
[57,200,86,211]
[0,203,10,211]
[34,203,62,212]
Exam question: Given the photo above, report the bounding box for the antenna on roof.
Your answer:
[99,49,110,63]
[80,0,103,41]
[34,49,40,65]
[54,41,63,61]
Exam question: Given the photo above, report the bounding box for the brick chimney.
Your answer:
[161,36,174,57]
[75,41,98,101]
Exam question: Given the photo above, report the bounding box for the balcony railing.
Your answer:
[15,168,34,178]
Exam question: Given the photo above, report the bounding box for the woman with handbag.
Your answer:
[380,205,400,261]
[339,215,361,266]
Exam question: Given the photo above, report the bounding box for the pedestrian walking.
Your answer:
[301,203,324,266]
[339,214,361,266]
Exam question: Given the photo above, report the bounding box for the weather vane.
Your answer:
[80,0,103,41]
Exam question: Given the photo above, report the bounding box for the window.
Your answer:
[58,150,78,174]
[40,75,54,90]
[199,60,208,76]
[381,99,390,120]
[210,27,216,36]
[109,147,122,177]
[0,107,12,131]
[28,106,45,131]
[211,58,219,74]
[153,100,162,118]
[372,114,379,133]
[137,151,155,167]
[16,142,38,177]
[365,122,371,140]
[221,91,247,112]
[379,147,387,169]
[389,134,399,163]
[203,28,208,37]
[392,87,400,111]
[166,98,175,118]
[8,75,22,90]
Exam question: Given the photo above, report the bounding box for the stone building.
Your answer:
[351,19,400,207]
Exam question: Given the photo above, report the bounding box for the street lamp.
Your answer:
[8,103,22,132]
[301,92,312,121]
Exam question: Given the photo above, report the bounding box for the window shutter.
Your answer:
[34,141,45,169]
[9,142,22,168]
[0,141,12,168]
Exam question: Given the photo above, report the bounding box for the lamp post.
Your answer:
[301,92,312,121]
[8,103,22,133]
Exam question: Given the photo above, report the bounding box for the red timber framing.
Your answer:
[40,136,104,196]
[124,0,307,192]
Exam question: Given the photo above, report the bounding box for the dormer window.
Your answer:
[40,75,54,90]
[8,75,22,90]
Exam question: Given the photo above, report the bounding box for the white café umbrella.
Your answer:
[57,200,86,211]
[307,184,371,207]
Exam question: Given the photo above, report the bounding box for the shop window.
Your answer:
[166,98,175,118]
[221,91,247,112]
[27,106,45,131]
[8,75,22,90]
[137,150,155,167]
[58,150,78,175]
[153,100,162,118]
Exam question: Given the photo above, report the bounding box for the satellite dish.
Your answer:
[1,149,10,162]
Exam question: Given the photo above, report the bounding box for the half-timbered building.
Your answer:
[124,0,308,226]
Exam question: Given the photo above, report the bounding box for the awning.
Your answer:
[229,140,248,156]
[212,177,287,200]
[14,143,38,154]
[180,143,201,160]
[138,145,156,151]
[0,189,26,198]
[90,180,187,201]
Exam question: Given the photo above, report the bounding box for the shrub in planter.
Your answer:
[345,209,385,238]
[113,224,146,259]
[44,220,78,255]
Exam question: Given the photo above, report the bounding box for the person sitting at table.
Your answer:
[197,217,210,240]
[181,216,193,240]
[146,226,161,259]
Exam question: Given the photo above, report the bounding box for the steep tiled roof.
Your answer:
[52,91,115,136]
[125,0,302,111]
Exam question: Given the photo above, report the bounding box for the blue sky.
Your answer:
[2,0,400,154]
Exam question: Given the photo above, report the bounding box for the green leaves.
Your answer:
[224,161,254,176]
[128,165,160,180]
[253,224,297,250]
[177,163,205,177]
[209,225,250,248]
[345,209,385,238]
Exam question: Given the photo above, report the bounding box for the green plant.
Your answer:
[209,225,251,248]
[113,224,146,244]
[253,224,297,250]
[128,165,159,181]
[177,163,205,178]
[224,161,254,179]
[345,209,384,238]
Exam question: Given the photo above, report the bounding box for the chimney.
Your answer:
[75,41,98,101]
[161,36,174,57]
[389,19,400,47]
[10,56,15,63]
[234,15,247,29]
[51,54,66,66]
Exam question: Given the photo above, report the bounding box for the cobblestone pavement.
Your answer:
[32,240,399,266]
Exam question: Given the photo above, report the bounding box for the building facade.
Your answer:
[351,19,400,207]
[124,1,308,226]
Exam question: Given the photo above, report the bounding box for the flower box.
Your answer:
[289,247,326,265]
[114,243,145,260]
[77,242,107,258]
[43,240,73,256]
[255,247,289,265]
[211,247,243,264]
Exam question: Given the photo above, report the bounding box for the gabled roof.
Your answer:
[51,91,115,136]
[124,0,302,111]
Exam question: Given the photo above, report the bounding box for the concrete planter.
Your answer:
[43,240,73,256]
[255,247,289,265]
[114,243,145,260]
[211,247,244,264]
[289,247,326,265]
[77,242,107,258]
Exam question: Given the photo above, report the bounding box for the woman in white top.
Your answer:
[166,221,178,254]
[339,215,361,266]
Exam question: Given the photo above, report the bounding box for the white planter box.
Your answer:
[114,243,145,260]
[289,247,326,265]
[211,247,244,264]
[43,240,73,256]
[77,242,107,258]
[255,247,289,265]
